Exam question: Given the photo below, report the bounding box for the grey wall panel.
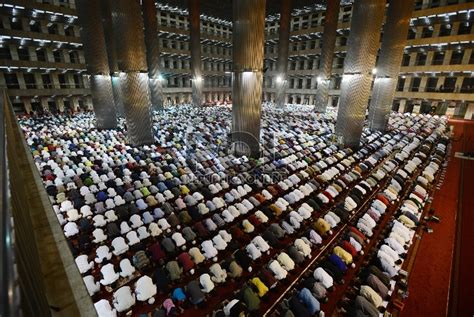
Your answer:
[232,0,266,72]
[232,72,263,157]
[336,74,373,148]
[76,0,117,128]
[149,78,164,112]
[76,0,109,75]
[275,0,292,108]
[111,0,147,72]
[335,0,385,149]
[369,77,397,131]
[342,0,385,75]
[232,0,266,158]
[189,0,203,106]
[369,0,415,131]
[314,0,340,113]
[90,75,117,129]
[142,0,164,110]
[100,0,118,74]
[119,72,154,145]
[275,80,289,108]
[111,76,124,117]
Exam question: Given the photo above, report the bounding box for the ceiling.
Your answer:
[158,0,326,21]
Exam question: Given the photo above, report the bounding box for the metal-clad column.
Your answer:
[232,0,266,158]
[76,0,117,129]
[112,0,154,145]
[100,0,124,117]
[275,0,292,108]
[368,0,414,131]
[143,0,164,111]
[40,97,49,112]
[314,0,340,113]
[335,0,385,149]
[189,0,203,106]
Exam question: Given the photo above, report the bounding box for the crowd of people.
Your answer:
[18,105,448,317]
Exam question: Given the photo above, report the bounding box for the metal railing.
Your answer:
[0,90,20,317]
[0,90,95,317]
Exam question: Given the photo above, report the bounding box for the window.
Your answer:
[421,26,433,38]
[30,21,41,32]
[4,73,20,89]
[416,53,427,66]
[407,28,416,39]
[53,50,62,63]
[402,54,410,66]
[458,22,472,35]
[36,48,46,62]
[0,47,11,60]
[42,74,53,89]
[23,73,36,89]
[439,24,451,36]
[73,74,82,88]
[432,51,445,65]
[18,48,29,61]
[426,77,438,92]
[461,77,474,93]
[69,51,79,63]
[58,74,66,88]
[411,77,421,92]
[397,77,405,91]
[442,77,456,92]
[48,23,59,35]
[10,18,22,30]
[450,50,464,65]
[65,26,75,36]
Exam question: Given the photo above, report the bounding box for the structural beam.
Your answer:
[189,0,203,106]
[335,0,385,149]
[111,0,154,145]
[100,0,124,117]
[314,0,340,113]
[143,0,164,111]
[76,0,117,129]
[368,0,415,131]
[232,0,266,158]
[275,0,292,108]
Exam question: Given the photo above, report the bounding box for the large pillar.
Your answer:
[314,0,340,113]
[335,0,385,149]
[368,0,414,131]
[275,0,292,108]
[232,0,266,158]
[143,0,164,111]
[100,0,124,117]
[40,97,49,112]
[22,98,32,114]
[112,0,154,145]
[76,0,117,129]
[189,0,203,106]
[56,97,65,113]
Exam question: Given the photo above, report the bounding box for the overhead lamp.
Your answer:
[276,75,283,83]
[372,68,377,75]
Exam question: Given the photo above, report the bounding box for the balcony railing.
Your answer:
[0,90,95,316]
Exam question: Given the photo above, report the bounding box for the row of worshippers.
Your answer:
[18,105,446,314]
[207,120,442,316]
[256,118,448,317]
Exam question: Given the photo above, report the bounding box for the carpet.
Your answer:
[400,119,466,317]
